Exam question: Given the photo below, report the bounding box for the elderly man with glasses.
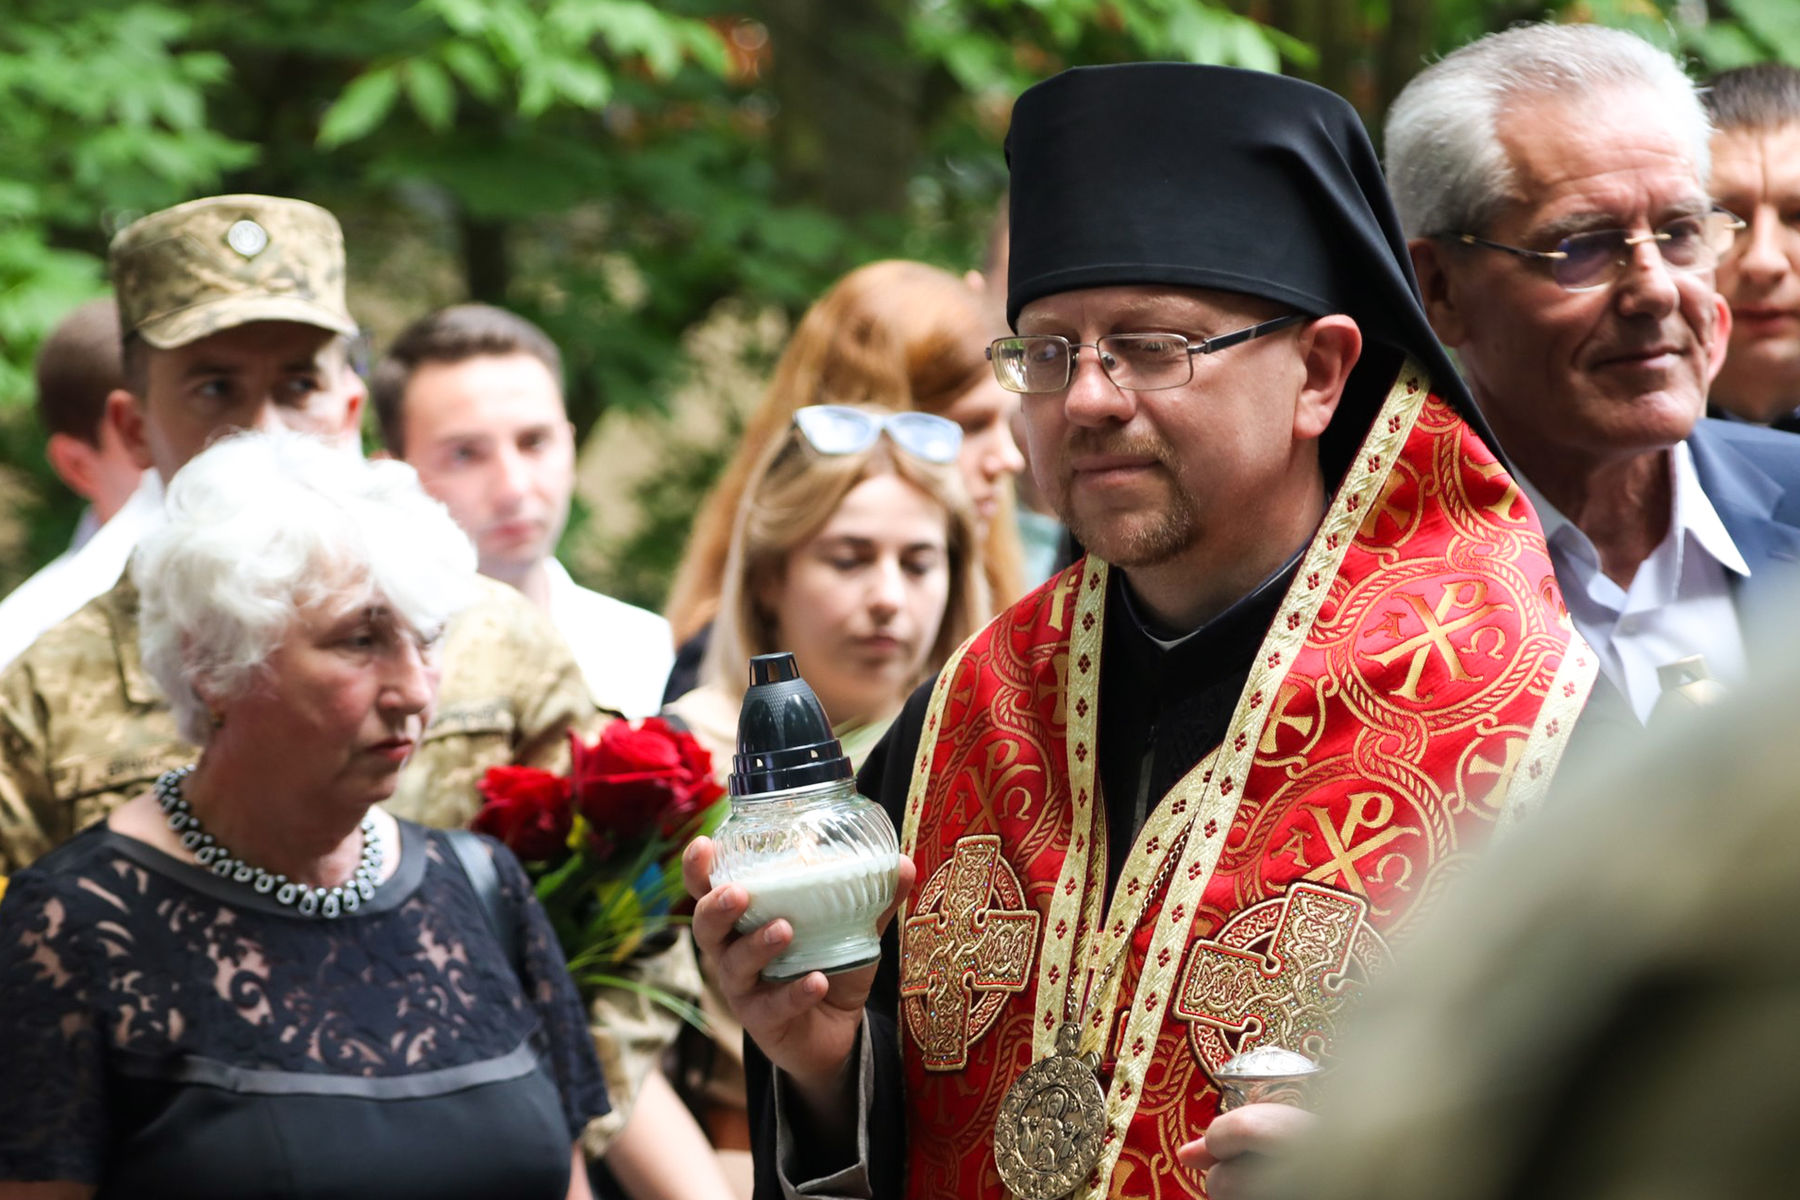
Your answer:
[685,62,1594,1200]
[1390,23,1800,730]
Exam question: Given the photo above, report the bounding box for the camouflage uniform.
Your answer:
[0,192,695,1142]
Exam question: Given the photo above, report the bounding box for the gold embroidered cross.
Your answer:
[1175,884,1384,1068]
[902,835,1041,1071]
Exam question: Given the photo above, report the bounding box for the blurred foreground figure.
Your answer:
[1264,609,1800,1200]
[1706,64,1800,431]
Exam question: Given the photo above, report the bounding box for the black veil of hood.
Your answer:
[1004,63,1497,474]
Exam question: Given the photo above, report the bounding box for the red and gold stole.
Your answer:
[896,363,1595,1200]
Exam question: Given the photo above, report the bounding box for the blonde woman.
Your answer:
[664,261,1024,701]
[663,405,986,1184]
[669,403,986,766]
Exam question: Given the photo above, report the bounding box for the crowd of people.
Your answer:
[3,18,1800,1200]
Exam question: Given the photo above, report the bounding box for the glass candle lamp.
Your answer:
[708,653,900,980]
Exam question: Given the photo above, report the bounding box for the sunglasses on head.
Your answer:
[792,405,963,465]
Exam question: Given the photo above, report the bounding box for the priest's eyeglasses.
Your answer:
[986,314,1306,395]
[1446,207,1746,292]
[793,404,962,464]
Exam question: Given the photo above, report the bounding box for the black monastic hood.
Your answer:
[1004,63,1496,468]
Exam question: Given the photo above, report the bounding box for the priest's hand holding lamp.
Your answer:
[681,841,914,1136]
[681,654,915,1139]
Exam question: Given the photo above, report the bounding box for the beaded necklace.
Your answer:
[154,766,384,919]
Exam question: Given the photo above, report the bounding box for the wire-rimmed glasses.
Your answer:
[1445,207,1746,292]
[985,314,1306,395]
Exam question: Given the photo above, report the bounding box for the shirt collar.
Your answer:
[1671,440,1751,578]
[1515,441,1750,583]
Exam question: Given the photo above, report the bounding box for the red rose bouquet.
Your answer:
[472,717,728,1018]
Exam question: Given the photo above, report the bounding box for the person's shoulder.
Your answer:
[558,580,670,641]
[452,574,559,638]
[3,580,131,692]
[2,826,124,910]
[1689,418,1800,515]
[440,576,584,684]
[1692,416,1800,468]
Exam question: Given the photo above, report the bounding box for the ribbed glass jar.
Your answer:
[709,776,899,981]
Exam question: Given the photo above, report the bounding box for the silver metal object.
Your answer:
[1213,1045,1321,1111]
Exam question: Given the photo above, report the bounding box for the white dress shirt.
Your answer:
[1518,442,1748,724]
[0,471,161,671]
[541,558,674,719]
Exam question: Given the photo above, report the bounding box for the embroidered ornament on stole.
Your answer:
[1174,883,1389,1077]
[901,834,1041,1071]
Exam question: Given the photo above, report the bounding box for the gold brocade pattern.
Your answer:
[902,835,1042,1070]
[1175,884,1388,1074]
[1077,365,1435,1196]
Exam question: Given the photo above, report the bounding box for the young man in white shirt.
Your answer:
[373,304,674,718]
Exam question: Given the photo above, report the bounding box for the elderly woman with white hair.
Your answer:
[0,432,606,1199]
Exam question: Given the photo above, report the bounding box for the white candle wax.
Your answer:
[728,851,900,980]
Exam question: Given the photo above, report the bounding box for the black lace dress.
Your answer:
[0,822,608,1198]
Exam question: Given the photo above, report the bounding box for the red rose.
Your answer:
[471,765,573,862]
[570,719,725,845]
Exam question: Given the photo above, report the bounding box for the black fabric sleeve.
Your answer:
[0,869,109,1184]
[486,836,613,1136]
[742,677,936,1200]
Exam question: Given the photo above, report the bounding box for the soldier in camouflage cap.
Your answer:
[110,193,357,351]
[105,193,364,483]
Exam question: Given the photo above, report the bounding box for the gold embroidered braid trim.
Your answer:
[1496,629,1598,830]
[1073,733,1219,1061]
[1080,359,1436,1198]
[901,636,977,859]
[1033,562,1113,1058]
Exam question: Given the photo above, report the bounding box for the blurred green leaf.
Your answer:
[318,65,401,148]
[404,58,457,131]
[1729,0,1800,62]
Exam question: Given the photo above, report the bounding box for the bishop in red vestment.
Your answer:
[688,62,1595,1200]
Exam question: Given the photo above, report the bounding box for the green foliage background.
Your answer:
[1,0,1794,606]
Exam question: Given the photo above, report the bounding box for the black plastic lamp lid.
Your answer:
[730,652,854,796]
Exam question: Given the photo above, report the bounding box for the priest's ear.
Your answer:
[1292,314,1360,442]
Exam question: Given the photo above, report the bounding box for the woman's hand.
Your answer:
[681,836,915,1120]
[1175,1102,1314,1200]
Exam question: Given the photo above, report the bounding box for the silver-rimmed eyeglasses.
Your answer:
[986,314,1306,395]
[1445,206,1745,292]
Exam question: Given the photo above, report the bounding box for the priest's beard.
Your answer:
[1052,433,1199,568]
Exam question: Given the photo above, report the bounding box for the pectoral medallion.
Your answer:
[994,1021,1106,1200]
